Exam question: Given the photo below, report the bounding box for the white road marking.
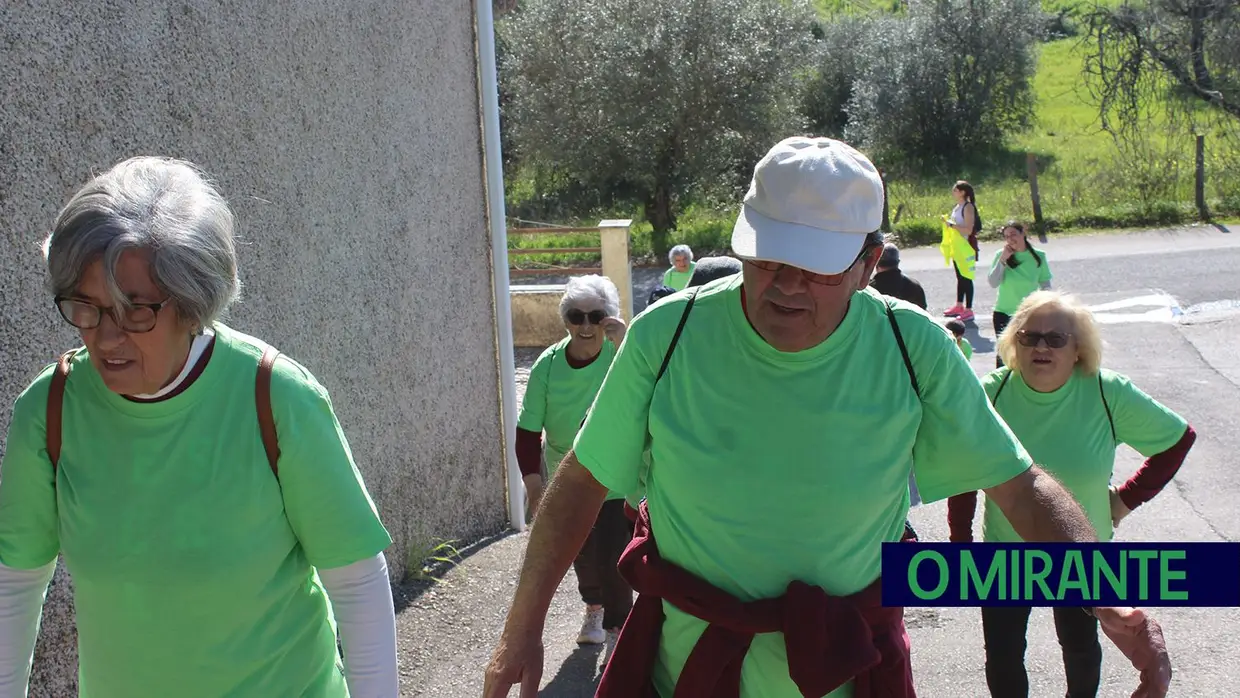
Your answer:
[962,291,1240,328]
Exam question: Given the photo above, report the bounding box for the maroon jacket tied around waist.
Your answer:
[596,501,916,698]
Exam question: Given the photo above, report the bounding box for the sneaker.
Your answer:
[602,629,619,665]
[958,309,975,322]
[577,607,606,645]
[943,304,963,317]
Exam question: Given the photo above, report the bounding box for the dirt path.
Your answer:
[394,342,604,697]
[394,531,601,697]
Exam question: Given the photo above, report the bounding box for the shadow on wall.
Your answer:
[392,530,519,613]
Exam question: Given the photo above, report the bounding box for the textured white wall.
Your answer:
[0,2,507,694]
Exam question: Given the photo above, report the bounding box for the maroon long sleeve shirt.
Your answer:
[596,501,916,698]
[948,425,1196,542]
[515,348,603,478]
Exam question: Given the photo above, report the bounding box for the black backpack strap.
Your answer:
[991,368,1013,405]
[884,302,920,400]
[1098,373,1116,444]
[655,287,700,385]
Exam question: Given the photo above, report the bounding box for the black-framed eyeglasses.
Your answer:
[745,240,880,286]
[1016,330,1072,349]
[565,309,607,326]
[54,296,171,333]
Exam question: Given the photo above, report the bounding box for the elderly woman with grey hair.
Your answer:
[0,157,398,697]
[662,244,696,291]
[514,274,632,664]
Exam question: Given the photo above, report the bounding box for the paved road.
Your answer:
[397,225,1240,697]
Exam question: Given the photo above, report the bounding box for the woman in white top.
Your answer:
[943,180,982,322]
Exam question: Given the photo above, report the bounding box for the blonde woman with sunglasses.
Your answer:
[947,291,1196,698]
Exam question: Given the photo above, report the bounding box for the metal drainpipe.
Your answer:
[473,0,525,531]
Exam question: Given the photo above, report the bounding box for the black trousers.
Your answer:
[574,499,635,629]
[954,262,974,308]
[981,606,1102,698]
[993,311,1012,368]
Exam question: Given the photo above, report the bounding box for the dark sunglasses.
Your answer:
[565,309,607,326]
[745,242,878,287]
[1016,330,1071,349]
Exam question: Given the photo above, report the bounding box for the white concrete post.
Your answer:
[598,218,634,322]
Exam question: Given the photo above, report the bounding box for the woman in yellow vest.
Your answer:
[940,180,982,322]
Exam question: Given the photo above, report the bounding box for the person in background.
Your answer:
[662,244,696,291]
[646,284,678,308]
[947,291,1195,698]
[514,275,632,664]
[483,136,1173,698]
[989,220,1052,368]
[945,318,973,360]
[870,242,927,310]
[941,180,982,322]
[687,255,743,288]
[0,157,397,698]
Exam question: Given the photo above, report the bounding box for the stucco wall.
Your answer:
[0,2,508,694]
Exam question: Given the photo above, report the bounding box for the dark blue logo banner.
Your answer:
[881,542,1240,607]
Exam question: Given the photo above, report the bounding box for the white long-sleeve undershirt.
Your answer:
[318,553,400,697]
[0,562,55,698]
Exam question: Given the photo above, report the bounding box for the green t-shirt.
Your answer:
[0,323,392,698]
[980,367,1187,543]
[517,336,623,501]
[662,262,697,291]
[993,248,1052,315]
[572,276,1033,698]
[957,337,974,360]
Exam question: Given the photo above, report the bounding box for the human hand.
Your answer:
[523,474,545,519]
[1110,486,1132,527]
[601,316,627,345]
[1000,245,1015,262]
[1093,606,1172,697]
[482,626,544,698]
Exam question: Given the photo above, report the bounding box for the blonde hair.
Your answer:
[996,290,1103,375]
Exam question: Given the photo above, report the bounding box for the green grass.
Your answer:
[404,539,464,584]
[881,37,1239,248]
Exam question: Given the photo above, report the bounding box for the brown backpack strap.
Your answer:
[46,350,77,473]
[256,346,281,478]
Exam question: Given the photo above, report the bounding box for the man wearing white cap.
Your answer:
[482,137,1172,698]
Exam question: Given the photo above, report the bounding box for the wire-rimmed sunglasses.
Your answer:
[744,240,880,286]
[565,309,607,326]
[54,296,171,334]
[1016,330,1071,349]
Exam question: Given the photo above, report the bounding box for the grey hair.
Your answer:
[668,244,694,265]
[42,156,241,331]
[559,274,620,319]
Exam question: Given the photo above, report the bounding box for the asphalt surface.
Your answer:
[396,225,1240,697]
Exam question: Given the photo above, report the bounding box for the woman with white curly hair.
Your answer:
[662,244,696,291]
[514,274,632,663]
[0,156,397,697]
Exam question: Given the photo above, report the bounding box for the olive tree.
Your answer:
[498,0,817,254]
[1083,0,1240,136]
[809,0,1043,164]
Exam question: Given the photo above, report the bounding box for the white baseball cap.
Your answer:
[731,136,885,276]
